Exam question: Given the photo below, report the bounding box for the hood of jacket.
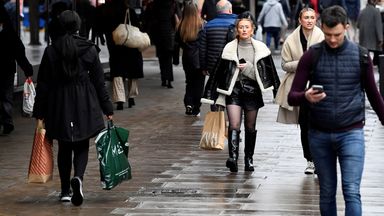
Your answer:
[266,0,279,6]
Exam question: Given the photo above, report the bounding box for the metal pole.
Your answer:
[378,54,384,99]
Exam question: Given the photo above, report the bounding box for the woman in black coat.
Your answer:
[33,10,113,206]
[96,0,144,109]
[175,2,204,116]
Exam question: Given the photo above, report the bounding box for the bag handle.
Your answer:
[107,120,126,146]
[124,8,132,26]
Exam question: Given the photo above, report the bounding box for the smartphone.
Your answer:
[312,84,324,93]
[239,58,246,63]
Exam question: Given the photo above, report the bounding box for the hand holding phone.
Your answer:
[312,84,324,94]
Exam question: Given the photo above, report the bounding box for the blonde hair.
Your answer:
[235,18,256,38]
[178,2,203,42]
[298,7,316,19]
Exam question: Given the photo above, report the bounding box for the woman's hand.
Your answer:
[238,63,246,72]
[106,115,113,120]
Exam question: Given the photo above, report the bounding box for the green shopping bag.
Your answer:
[95,120,131,190]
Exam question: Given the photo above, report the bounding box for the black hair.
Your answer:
[54,10,81,80]
[320,5,348,28]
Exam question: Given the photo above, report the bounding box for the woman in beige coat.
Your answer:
[275,7,324,174]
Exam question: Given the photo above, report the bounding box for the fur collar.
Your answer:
[221,38,271,62]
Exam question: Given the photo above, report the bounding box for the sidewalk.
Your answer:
[1,39,384,215]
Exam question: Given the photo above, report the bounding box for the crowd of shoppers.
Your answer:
[4,0,384,214]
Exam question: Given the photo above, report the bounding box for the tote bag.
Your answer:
[28,120,54,183]
[112,9,151,51]
[199,111,226,150]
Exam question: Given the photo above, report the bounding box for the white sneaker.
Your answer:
[304,161,315,175]
[59,192,71,202]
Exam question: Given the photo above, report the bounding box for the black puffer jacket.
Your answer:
[201,39,280,104]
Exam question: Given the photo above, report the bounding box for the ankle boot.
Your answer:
[226,129,240,172]
[116,102,124,110]
[167,81,173,89]
[128,98,135,108]
[244,130,257,171]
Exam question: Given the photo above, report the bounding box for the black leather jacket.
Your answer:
[202,49,280,104]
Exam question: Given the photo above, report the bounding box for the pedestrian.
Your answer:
[95,0,144,110]
[0,3,33,135]
[257,0,288,52]
[148,0,179,88]
[275,7,324,175]
[175,1,205,116]
[345,0,360,42]
[203,14,280,172]
[33,10,114,206]
[288,6,384,215]
[357,0,383,65]
[199,0,237,110]
[200,0,218,21]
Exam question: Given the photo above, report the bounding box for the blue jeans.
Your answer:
[309,128,365,216]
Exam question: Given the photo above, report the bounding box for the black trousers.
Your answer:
[298,104,312,162]
[58,139,89,193]
[158,50,174,82]
[183,67,205,113]
[0,73,15,127]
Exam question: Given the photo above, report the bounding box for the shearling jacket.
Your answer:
[201,38,280,105]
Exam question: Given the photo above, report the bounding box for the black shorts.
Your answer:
[226,81,264,111]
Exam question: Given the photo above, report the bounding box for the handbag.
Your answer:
[28,120,54,183]
[22,78,36,117]
[199,111,226,150]
[240,79,258,94]
[112,9,151,51]
[95,120,131,190]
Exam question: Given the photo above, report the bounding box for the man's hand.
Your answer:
[202,70,209,76]
[305,87,326,103]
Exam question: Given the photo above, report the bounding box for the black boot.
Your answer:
[128,98,135,108]
[244,130,257,171]
[226,129,240,172]
[167,80,173,89]
[116,102,124,110]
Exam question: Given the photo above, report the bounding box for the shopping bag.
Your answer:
[199,111,226,150]
[22,78,36,117]
[95,120,131,190]
[28,120,54,183]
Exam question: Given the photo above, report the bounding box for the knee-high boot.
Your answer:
[244,130,257,171]
[226,129,240,172]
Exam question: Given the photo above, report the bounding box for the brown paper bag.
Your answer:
[199,111,226,150]
[28,120,54,183]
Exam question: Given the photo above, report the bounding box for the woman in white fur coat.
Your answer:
[202,13,280,173]
[275,7,324,174]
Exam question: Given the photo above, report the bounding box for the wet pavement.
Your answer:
[0,35,384,215]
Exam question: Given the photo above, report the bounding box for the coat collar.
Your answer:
[221,38,271,62]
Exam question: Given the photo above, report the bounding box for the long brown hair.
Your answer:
[178,2,203,42]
